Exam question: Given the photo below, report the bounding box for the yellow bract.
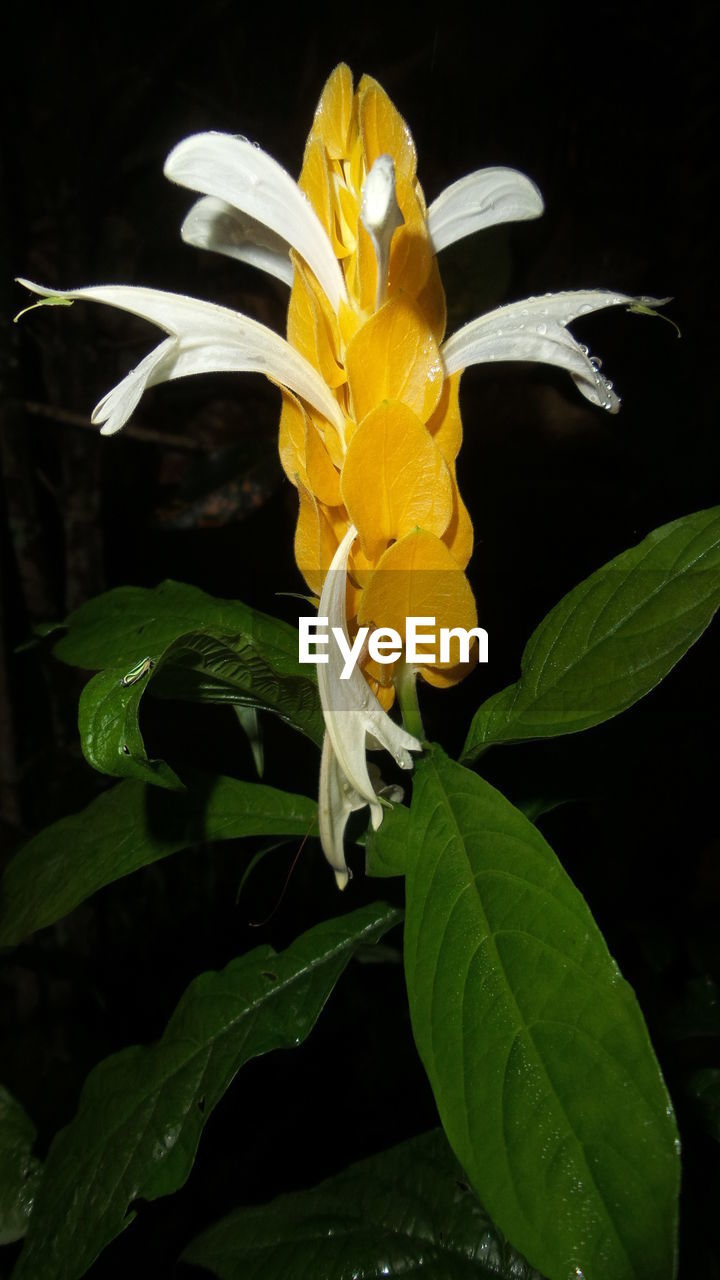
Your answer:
[341,401,452,562]
[284,64,478,697]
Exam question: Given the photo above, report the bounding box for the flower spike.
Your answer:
[16,63,667,886]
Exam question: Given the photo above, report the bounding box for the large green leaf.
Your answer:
[463,506,720,760]
[398,747,679,1280]
[57,582,323,782]
[182,1128,544,1279]
[152,630,324,745]
[50,580,299,674]
[0,1088,42,1246]
[11,903,400,1280]
[77,628,323,787]
[0,775,316,946]
[365,794,567,879]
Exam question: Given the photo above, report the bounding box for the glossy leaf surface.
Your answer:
[152,630,324,745]
[183,1128,544,1279]
[398,747,679,1280]
[50,580,298,673]
[0,1088,42,1246]
[0,775,316,945]
[464,506,720,759]
[11,903,400,1280]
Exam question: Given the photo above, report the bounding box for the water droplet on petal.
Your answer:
[536,322,548,336]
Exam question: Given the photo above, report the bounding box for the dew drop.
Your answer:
[579,303,593,315]
[579,343,589,356]
[536,322,548,336]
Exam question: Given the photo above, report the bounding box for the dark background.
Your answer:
[1,3,718,1275]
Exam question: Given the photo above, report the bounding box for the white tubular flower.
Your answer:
[316,525,422,880]
[14,280,346,437]
[180,196,294,287]
[164,132,347,312]
[443,290,668,413]
[427,167,544,252]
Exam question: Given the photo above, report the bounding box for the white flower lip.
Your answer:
[317,526,422,829]
[181,195,294,287]
[15,279,346,436]
[164,132,348,313]
[428,167,544,253]
[442,290,667,413]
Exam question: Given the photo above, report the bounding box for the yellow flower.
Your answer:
[281,66,477,713]
[16,63,661,886]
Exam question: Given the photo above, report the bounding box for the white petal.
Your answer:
[318,733,366,890]
[92,338,177,435]
[443,290,663,413]
[317,526,421,821]
[164,133,347,313]
[16,279,345,434]
[181,195,293,287]
[428,168,544,253]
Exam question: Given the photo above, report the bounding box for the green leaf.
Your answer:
[78,664,183,788]
[182,1128,544,1279]
[398,746,679,1280]
[463,505,720,760]
[365,794,567,880]
[11,903,401,1280]
[67,585,323,783]
[152,630,324,746]
[365,801,411,878]
[0,1088,42,1246]
[0,775,316,946]
[50,580,301,675]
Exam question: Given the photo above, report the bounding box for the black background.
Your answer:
[1,3,718,1275]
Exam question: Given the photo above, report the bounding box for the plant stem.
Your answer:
[395,660,425,741]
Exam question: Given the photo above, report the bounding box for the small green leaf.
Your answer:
[397,746,679,1280]
[0,774,316,945]
[182,1128,543,1279]
[11,903,401,1280]
[0,1088,42,1245]
[463,506,720,760]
